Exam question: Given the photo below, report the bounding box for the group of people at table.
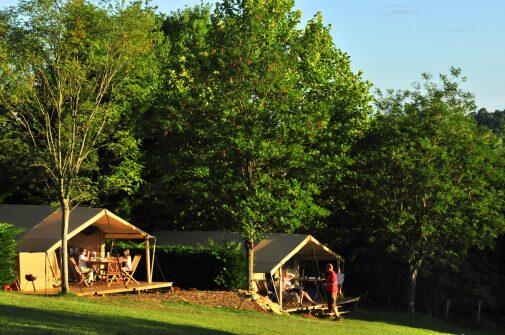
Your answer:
[77,248,132,284]
[282,263,341,319]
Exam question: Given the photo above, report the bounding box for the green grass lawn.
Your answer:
[0,292,496,335]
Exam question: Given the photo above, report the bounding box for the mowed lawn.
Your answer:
[0,292,495,335]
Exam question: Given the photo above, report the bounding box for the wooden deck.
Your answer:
[283,296,360,313]
[22,281,173,297]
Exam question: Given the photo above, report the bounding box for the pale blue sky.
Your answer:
[1,0,504,110]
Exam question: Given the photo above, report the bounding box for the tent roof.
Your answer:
[254,234,343,275]
[0,204,152,253]
[154,230,243,248]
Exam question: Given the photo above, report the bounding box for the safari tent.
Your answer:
[253,233,343,278]
[156,231,344,309]
[0,204,163,294]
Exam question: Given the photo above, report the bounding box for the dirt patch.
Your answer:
[105,288,266,313]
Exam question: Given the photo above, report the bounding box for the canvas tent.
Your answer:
[0,204,155,292]
[253,233,343,277]
[155,231,343,277]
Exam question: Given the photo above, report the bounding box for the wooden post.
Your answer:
[150,238,156,283]
[279,265,283,310]
[445,300,450,318]
[145,238,151,283]
[477,301,482,323]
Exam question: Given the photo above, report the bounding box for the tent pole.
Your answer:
[312,247,325,300]
[279,265,283,310]
[145,237,151,283]
[150,238,156,283]
[271,274,279,306]
[45,252,47,295]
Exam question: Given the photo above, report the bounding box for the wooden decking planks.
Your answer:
[283,296,360,314]
[21,281,173,296]
[75,281,173,296]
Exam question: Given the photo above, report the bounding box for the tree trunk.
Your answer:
[245,237,254,291]
[408,260,422,314]
[60,198,70,294]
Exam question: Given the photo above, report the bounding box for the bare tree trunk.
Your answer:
[408,260,422,314]
[245,237,254,291]
[60,197,70,294]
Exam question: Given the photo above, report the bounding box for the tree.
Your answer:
[0,223,23,286]
[350,68,505,313]
[139,0,371,289]
[473,108,505,137]
[0,0,159,293]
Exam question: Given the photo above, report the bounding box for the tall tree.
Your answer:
[350,69,505,313]
[140,0,371,289]
[0,0,159,293]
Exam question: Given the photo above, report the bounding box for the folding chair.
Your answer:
[69,257,91,287]
[122,254,141,285]
[106,260,124,286]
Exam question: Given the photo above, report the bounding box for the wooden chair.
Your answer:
[122,255,141,285]
[69,257,91,287]
[106,260,124,286]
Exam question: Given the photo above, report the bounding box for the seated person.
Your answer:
[282,270,316,306]
[119,249,132,272]
[78,248,95,283]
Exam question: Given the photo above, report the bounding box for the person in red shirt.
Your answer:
[325,263,340,320]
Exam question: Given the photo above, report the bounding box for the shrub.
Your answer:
[0,223,21,285]
[117,241,246,290]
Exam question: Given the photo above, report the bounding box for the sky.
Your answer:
[1,0,504,110]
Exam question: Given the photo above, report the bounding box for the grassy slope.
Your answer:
[0,292,494,335]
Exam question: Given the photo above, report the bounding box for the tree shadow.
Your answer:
[0,304,236,335]
[347,310,494,335]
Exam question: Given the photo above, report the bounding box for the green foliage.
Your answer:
[473,108,505,137]
[345,68,505,310]
[0,223,22,285]
[120,241,246,290]
[136,0,372,240]
[0,0,160,205]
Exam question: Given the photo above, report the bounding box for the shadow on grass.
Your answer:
[0,304,235,335]
[347,310,495,335]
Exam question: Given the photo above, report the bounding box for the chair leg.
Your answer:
[31,281,36,292]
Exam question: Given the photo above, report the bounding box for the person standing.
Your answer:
[325,263,340,320]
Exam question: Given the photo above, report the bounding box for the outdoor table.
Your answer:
[88,258,115,282]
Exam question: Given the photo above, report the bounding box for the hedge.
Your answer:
[0,223,21,285]
[117,241,246,290]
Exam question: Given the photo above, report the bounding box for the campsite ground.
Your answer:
[0,291,500,335]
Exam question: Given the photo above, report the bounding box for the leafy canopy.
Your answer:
[138,0,372,238]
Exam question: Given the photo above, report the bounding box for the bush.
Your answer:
[0,223,21,285]
[118,241,246,290]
